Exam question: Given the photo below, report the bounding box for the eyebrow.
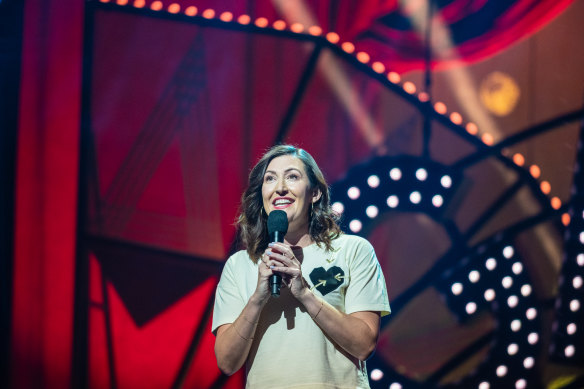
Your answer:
[264,168,303,175]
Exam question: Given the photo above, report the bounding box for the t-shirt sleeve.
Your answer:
[344,237,391,317]
[211,255,247,334]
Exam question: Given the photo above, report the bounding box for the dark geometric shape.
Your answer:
[309,266,345,296]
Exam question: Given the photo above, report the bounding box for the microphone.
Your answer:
[267,210,288,297]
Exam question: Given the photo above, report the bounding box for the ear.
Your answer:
[312,188,322,204]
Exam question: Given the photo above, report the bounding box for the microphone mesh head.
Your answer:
[267,210,289,235]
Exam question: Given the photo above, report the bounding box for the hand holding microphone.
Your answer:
[267,210,288,297]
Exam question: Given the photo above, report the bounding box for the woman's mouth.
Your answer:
[273,198,293,209]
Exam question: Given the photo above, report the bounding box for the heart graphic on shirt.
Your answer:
[309,266,345,296]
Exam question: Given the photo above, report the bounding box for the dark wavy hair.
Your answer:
[237,145,341,262]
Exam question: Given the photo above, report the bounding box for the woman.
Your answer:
[212,145,390,388]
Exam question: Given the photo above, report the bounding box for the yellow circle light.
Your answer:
[479,71,520,117]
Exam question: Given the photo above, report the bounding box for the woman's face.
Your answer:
[261,155,320,235]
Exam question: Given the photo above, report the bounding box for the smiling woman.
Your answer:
[212,145,391,388]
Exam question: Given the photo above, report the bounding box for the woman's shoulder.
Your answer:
[225,249,256,269]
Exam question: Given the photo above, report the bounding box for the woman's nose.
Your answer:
[276,178,288,193]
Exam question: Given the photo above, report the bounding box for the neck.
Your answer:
[284,225,313,248]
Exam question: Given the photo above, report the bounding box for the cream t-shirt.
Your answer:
[212,234,391,389]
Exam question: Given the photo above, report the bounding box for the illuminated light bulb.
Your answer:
[356,52,370,63]
[565,345,575,357]
[308,25,322,35]
[507,343,518,355]
[440,175,452,188]
[580,232,584,244]
[578,254,584,266]
[219,12,233,22]
[523,357,534,369]
[502,276,513,289]
[508,295,519,308]
[485,258,497,271]
[117,0,128,5]
[341,42,355,53]
[370,369,384,381]
[512,262,523,275]
[326,32,339,44]
[570,299,580,312]
[521,284,532,297]
[511,319,521,332]
[202,8,215,18]
[451,282,463,295]
[484,289,495,301]
[332,202,344,214]
[469,270,480,283]
[551,197,562,210]
[418,92,429,102]
[450,112,463,125]
[432,195,443,208]
[185,6,197,16]
[496,365,508,377]
[403,82,416,94]
[540,180,551,194]
[567,323,576,335]
[562,213,571,226]
[512,153,525,166]
[290,23,304,33]
[409,191,421,204]
[349,219,362,233]
[238,14,251,24]
[150,1,163,11]
[466,122,478,135]
[133,0,145,7]
[386,195,399,208]
[516,379,527,389]
[366,205,379,218]
[481,133,494,145]
[367,175,380,188]
[466,302,477,315]
[527,333,539,345]
[434,102,447,114]
[526,308,537,320]
[574,276,583,289]
[389,168,402,180]
[168,3,180,13]
[273,20,286,30]
[372,62,385,73]
[99,0,110,3]
[529,165,541,178]
[503,246,514,259]
[255,17,268,28]
[389,383,403,389]
[415,168,428,181]
[387,72,401,84]
[478,382,490,389]
[347,187,360,200]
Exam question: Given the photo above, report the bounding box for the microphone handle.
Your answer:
[270,231,285,297]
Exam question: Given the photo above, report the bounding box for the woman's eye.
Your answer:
[265,175,275,183]
[287,174,299,181]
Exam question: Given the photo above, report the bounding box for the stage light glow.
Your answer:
[356,52,370,63]
[562,213,571,226]
[389,383,403,389]
[581,232,584,245]
[415,168,428,181]
[418,92,429,102]
[255,17,268,28]
[325,32,340,43]
[469,270,480,283]
[565,345,575,357]
[529,165,541,179]
[238,14,251,24]
[478,382,490,389]
[349,219,362,233]
[410,191,421,204]
[185,6,197,16]
[512,262,523,275]
[291,23,304,33]
[372,62,385,73]
[511,319,521,332]
[403,82,416,94]
[551,197,562,210]
[526,308,537,320]
[332,202,344,215]
[482,133,494,145]
[386,195,399,208]
[523,357,534,369]
[219,12,233,22]
[451,282,463,295]
[485,258,497,270]
[434,102,447,114]
[370,369,383,381]
[133,0,145,7]
[484,289,495,301]
[521,284,532,297]
[432,195,443,207]
[347,186,360,200]
[117,0,128,5]
[466,302,477,315]
[440,175,452,188]
[502,276,513,289]
[577,254,584,266]
[567,323,576,335]
[366,205,379,218]
[388,72,401,84]
[466,122,478,135]
[527,333,539,345]
[168,3,180,13]
[503,246,514,259]
[308,26,322,35]
[389,168,402,180]
[570,299,580,312]
[573,276,583,289]
[540,180,551,194]
[508,295,519,308]
[507,343,518,355]
[512,153,525,166]
[496,365,508,377]
[150,1,162,11]
[273,20,286,30]
[516,379,527,389]
[341,42,355,53]
[367,175,380,188]
[202,8,215,18]
[450,112,463,124]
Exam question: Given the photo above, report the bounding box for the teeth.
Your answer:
[275,199,292,205]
